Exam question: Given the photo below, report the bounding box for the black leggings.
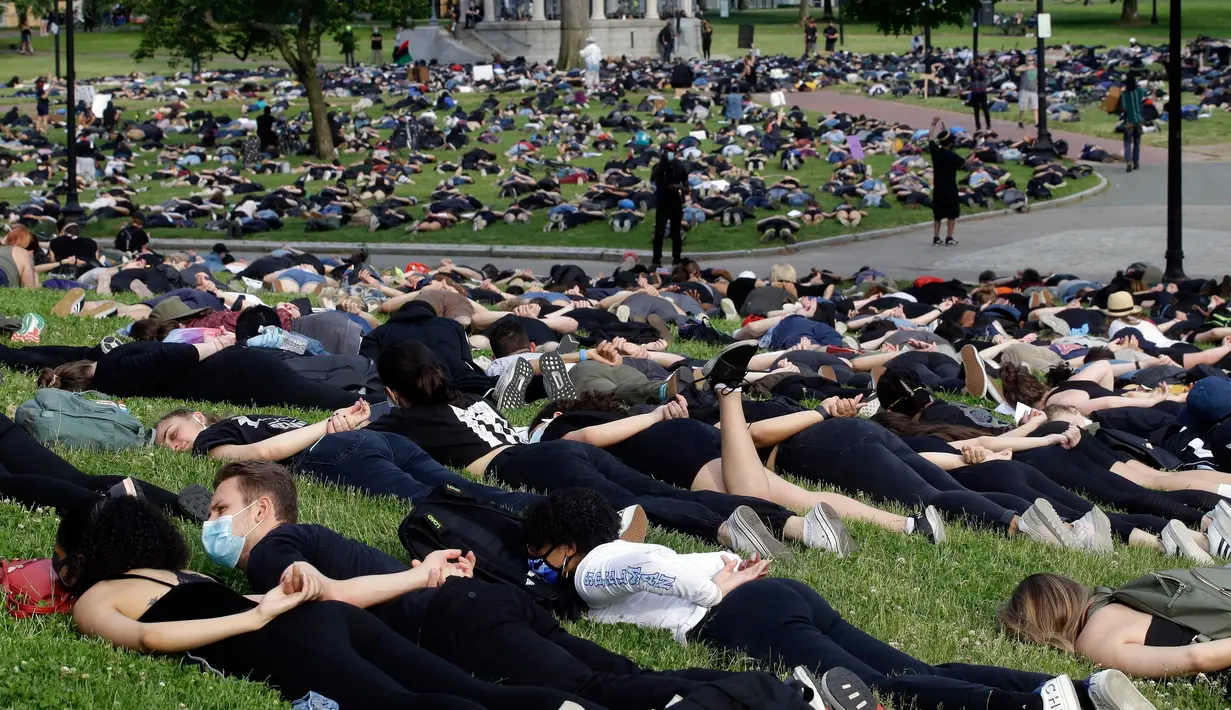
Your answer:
[0,342,103,373]
[777,419,1021,529]
[885,351,964,392]
[416,578,736,710]
[205,599,598,710]
[970,92,991,130]
[948,459,1169,541]
[175,348,361,410]
[0,413,183,516]
[694,578,1054,710]
[491,440,794,543]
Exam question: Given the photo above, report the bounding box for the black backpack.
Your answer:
[398,485,577,616]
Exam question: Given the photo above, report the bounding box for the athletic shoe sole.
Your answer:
[662,368,681,402]
[1087,669,1157,710]
[618,505,649,544]
[177,484,214,523]
[806,502,858,558]
[923,504,947,544]
[960,344,990,401]
[52,288,85,317]
[1039,313,1071,336]
[1020,499,1075,547]
[700,341,759,388]
[819,667,879,710]
[1162,519,1215,564]
[540,352,578,402]
[82,301,119,318]
[493,358,534,410]
[1083,506,1114,553]
[790,666,825,710]
[719,298,739,320]
[726,505,793,562]
[615,305,630,323]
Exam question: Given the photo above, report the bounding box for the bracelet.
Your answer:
[579,349,587,362]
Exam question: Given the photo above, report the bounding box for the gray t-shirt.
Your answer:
[1019,68,1038,93]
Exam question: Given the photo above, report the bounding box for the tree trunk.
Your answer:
[798,0,808,25]
[1120,0,1139,22]
[557,0,588,69]
[302,67,337,160]
[822,0,832,20]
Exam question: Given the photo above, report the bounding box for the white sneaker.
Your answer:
[1087,669,1157,710]
[1070,507,1114,553]
[617,505,648,544]
[1211,499,1231,534]
[241,276,263,293]
[723,506,792,562]
[1161,519,1215,564]
[719,298,739,320]
[1018,499,1076,548]
[790,666,825,710]
[1041,675,1082,710]
[802,502,857,558]
[1207,518,1231,560]
[615,304,630,323]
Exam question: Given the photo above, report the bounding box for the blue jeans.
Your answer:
[294,430,539,510]
[766,315,843,350]
[1123,123,1141,167]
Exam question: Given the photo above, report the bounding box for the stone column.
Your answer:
[680,0,690,16]
[590,0,605,20]
[483,0,495,22]
[644,0,658,19]
[531,0,546,20]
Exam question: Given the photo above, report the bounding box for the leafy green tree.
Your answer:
[842,0,983,37]
[129,0,361,158]
[12,0,53,31]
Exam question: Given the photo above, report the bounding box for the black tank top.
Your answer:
[1046,379,1120,403]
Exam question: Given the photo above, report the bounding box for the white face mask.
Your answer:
[528,423,547,443]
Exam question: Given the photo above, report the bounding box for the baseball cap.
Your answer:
[618,198,635,210]
[737,270,757,279]
[1178,377,1231,429]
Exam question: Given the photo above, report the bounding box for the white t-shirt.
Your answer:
[1108,318,1181,348]
[574,540,733,642]
[486,352,542,378]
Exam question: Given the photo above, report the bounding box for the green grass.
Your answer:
[0,288,1227,709]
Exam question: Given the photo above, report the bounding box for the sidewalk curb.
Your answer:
[155,171,1108,263]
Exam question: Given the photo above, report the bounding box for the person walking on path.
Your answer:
[928,116,962,247]
[803,17,818,58]
[969,54,991,130]
[700,19,713,60]
[1016,57,1039,128]
[651,142,689,268]
[1120,71,1145,173]
[370,27,384,65]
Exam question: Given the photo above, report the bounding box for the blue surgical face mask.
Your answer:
[201,501,264,568]
[666,151,676,161]
[528,423,547,443]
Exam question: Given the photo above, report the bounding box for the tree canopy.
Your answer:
[842,0,985,37]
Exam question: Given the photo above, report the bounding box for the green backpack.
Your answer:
[15,389,152,451]
[1091,567,1231,643]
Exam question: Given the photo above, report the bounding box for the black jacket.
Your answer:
[358,302,493,394]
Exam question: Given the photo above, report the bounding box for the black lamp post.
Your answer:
[1151,0,1159,25]
[61,0,82,224]
[53,19,60,79]
[1163,0,1184,279]
[1032,0,1055,159]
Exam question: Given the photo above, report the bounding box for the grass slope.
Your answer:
[0,286,1226,709]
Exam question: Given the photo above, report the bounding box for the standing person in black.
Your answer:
[700,18,713,59]
[370,26,384,64]
[650,142,689,269]
[803,17,817,58]
[657,23,674,64]
[969,54,991,130]
[927,116,962,246]
[823,21,838,53]
[256,106,278,153]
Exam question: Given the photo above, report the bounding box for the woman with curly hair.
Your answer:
[521,487,1157,710]
[54,493,597,710]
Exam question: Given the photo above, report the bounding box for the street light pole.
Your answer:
[1151,0,1158,25]
[53,21,60,79]
[62,0,82,224]
[1033,0,1054,159]
[1163,0,1184,279]
[838,0,843,45]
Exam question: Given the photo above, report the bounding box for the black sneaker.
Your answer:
[932,237,942,246]
[701,341,759,389]
[908,505,947,544]
[819,667,882,710]
[493,358,534,410]
[177,484,214,523]
[944,238,958,246]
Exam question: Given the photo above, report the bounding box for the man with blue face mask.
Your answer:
[650,142,689,270]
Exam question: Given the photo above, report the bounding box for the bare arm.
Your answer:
[747,410,825,448]
[210,402,369,461]
[1086,636,1231,678]
[74,589,269,653]
[562,409,668,448]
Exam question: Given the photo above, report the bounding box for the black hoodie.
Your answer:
[359,301,493,395]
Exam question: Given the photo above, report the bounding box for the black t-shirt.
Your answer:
[542,413,719,489]
[740,286,795,317]
[192,414,308,458]
[824,26,838,49]
[929,144,964,202]
[805,25,818,42]
[114,224,149,253]
[48,235,98,262]
[371,32,383,49]
[246,523,435,634]
[651,159,689,204]
[93,342,201,398]
[366,395,522,469]
[1159,419,1231,470]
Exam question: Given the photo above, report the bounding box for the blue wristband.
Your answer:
[580,349,587,362]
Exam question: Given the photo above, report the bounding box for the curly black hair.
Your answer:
[523,489,619,558]
[56,495,190,596]
[531,391,627,429]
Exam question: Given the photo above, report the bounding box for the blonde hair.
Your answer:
[998,573,1092,653]
[973,284,998,305]
[769,263,797,284]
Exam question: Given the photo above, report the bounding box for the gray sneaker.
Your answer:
[1161,519,1215,564]
[723,506,793,562]
[803,502,857,558]
[1087,669,1158,710]
[1070,507,1113,553]
[1039,313,1072,337]
[1018,499,1076,548]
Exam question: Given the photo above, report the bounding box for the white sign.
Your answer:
[1037,12,1051,39]
[92,93,111,118]
[472,64,494,82]
[719,0,729,18]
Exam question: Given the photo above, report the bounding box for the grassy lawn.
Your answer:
[0,286,1227,709]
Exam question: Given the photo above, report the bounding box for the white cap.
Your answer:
[1129,37,1137,43]
[787,209,803,218]
[738,270,757,279]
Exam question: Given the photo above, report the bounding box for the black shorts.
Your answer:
[932,199,960,221]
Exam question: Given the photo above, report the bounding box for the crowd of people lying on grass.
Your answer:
[6,244,1231,707]
[0,54,1098,258]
